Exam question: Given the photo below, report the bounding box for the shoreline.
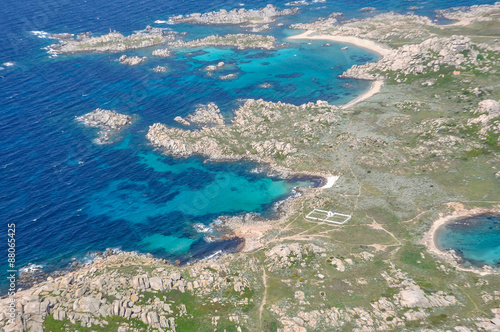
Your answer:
[288,30,388,109]
[287,30,391,56]
[340,80,384,109]
[422,203,500,276]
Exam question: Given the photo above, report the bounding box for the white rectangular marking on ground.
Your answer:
[305,209,351,225]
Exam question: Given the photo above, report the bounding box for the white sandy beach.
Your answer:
[288,31,388,109]
[288,30,391,56]
[321,175,340,188]
[340,80,384,109]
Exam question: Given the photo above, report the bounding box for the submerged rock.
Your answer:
[153,65,168,72]
[220,73,237,80]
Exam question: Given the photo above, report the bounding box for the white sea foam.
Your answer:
[3,61,14,67]
[154,20,168,24]
[202,250,223,260]
[31,31,51,39]
[193,223,213,233]
[19,263,43,274]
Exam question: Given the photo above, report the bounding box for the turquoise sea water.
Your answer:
[1,0,498,292]
[436,214,500,268]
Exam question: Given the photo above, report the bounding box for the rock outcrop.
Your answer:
[0,252,251,332]
[118,55,147,65]
[467,99,500,139]
[174,103,225,127]
[152,48,172,58]
[170,4,299,25]
[76,109,132,144]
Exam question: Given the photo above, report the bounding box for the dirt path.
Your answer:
[259,267,268,330]
[366,214,402,245]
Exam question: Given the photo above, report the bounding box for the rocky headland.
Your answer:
[147,99,339,173]
[76,109,133,144]
[169,4,299,26]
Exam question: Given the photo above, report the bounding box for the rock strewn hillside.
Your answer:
[340,36,498,81]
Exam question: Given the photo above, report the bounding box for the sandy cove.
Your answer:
[288,30,389,109]
[421,202,500,276]
[288,30,391,56]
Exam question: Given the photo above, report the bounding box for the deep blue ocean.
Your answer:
[0,0,497,291]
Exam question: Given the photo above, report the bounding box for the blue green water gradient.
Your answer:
[1,0,498,292]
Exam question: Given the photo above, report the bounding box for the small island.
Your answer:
[169,4,299,25]
[48,27,174,54]
[76,108,133,144]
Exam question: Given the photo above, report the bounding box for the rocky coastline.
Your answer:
[174,103,225,127]
[0,251,252,331]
